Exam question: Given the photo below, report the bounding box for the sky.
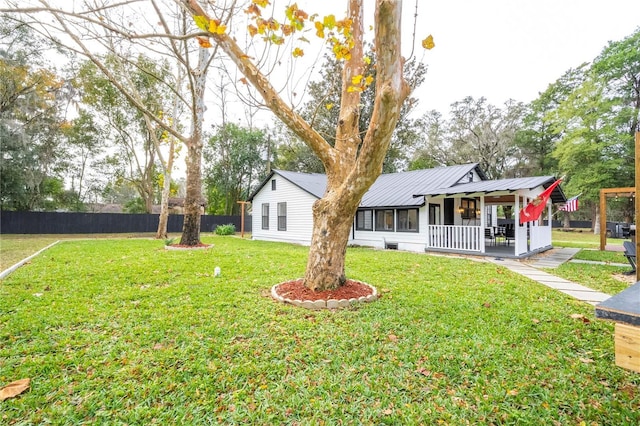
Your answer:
[290,0,640,116]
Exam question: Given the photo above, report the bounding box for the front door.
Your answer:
[444,198,454,225]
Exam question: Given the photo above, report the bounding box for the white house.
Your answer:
[248,164,567,258]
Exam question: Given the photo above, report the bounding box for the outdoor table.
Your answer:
[595,282,640,373]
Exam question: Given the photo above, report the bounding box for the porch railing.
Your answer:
[427,225,482,252]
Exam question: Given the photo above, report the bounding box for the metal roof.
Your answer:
[248,165,566,206]
[418,176,567,203]
[359,163,483,207]
[247,169,327,201]
[274,170,327,198]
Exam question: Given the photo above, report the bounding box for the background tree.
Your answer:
[4,1,237,245]
[445,96,524,179]
[407,110,448,170]
[76,55,171,214]
[548,29,639,226]
[0,17,73,210]
[60,110,103,211]
[203,122,267,215]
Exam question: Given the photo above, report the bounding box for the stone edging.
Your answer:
[270,280,378,310]
[164,244,213,251]
[0,241,61,280]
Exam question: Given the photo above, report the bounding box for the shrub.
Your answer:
[215,223,236,235]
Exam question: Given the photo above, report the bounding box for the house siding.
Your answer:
[351,205,429,253]
[251,175,316,245]
[248,167,560,258]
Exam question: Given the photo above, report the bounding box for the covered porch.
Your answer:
[419,177,565,258]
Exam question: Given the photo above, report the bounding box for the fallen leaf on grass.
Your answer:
[532,318,540,324]
[569,314,591,324]
[507,389,518,396]
[416,367,431,376]
[388,334,398,342]
[0,378,30,401]
[579,357,594,364]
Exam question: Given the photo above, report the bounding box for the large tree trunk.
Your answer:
[179,47,208,246]
[180,140,203,245]
[305,197,359,291]
[303,0,409,291]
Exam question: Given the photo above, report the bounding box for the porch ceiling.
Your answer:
[415,176,567,204]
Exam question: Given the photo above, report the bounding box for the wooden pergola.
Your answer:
[599,187,635,250]
[599,131,640,283]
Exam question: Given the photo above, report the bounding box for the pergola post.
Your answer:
[636,131,640,282]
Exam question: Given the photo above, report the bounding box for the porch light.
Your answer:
[476,208,481,216]
[458,206,464,214]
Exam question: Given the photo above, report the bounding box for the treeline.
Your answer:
[2,17,638,223]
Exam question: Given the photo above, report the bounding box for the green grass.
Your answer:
[0,236,61,271]
[552,229,625,249]
[0,234,182,271]
[545,262,633,295]
[573,249,627,264]
[1,237,639,424]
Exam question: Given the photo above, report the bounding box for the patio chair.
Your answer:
[623,241,636,274]
[484,228,495,246]
[505,227,515,246]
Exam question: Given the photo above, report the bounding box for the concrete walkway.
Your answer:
[527,247,581,269]
[489,248,611,306]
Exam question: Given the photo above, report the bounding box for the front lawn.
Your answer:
[1,237,638,424]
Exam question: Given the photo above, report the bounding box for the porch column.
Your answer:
[515,194,521,255]
[425,196,430,249]
[480,195,485,252]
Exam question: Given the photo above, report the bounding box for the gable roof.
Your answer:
[247,169,327,201]
[275,170,327,198]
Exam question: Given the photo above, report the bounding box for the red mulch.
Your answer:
[274,279,373,301]
[167,243,211,248]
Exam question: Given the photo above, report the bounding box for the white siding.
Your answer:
[351,205,429,253]
[251,175,317,245]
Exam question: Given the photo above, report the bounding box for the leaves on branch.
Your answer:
[193,16,225,36]
[209,20,226,35]
[244,3,353,63]
[193,15,209,32]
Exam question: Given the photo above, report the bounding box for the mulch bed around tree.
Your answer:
[274,279,374,302]
[165,243,212,250]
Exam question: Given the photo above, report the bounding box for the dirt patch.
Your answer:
[612,273,636,284]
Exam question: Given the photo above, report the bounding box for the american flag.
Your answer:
[559,195,579,212]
